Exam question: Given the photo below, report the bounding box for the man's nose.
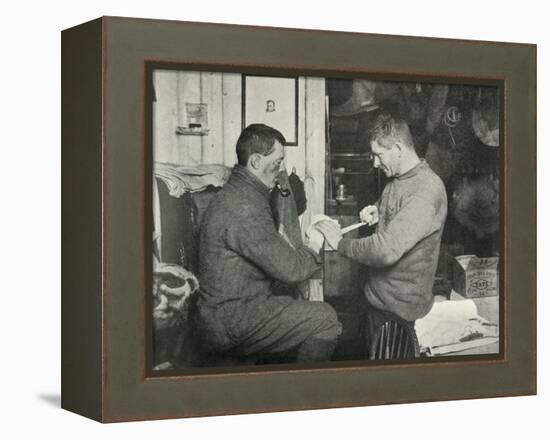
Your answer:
[373,157,380,168]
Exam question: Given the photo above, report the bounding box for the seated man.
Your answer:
[317,113,448,324]
[196,124,342,364]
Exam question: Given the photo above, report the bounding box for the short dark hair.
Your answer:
[236,124,286,166]
[369,113,414,150]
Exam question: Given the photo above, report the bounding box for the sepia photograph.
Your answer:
[149,67,502,371]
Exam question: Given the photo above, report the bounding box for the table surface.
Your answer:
[433,294,500,357]
[452,341,500,356]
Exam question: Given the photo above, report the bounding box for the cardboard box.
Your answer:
[453,255,499,298]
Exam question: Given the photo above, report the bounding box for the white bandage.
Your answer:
[306,227,324,253]
[306,214,340,252]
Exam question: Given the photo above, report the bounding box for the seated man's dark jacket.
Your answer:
[197,165,322,351]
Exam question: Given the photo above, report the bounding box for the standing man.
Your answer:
[318,113,448,323]
[197,124,342,363]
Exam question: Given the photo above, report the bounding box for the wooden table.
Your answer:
[434,295,500,357]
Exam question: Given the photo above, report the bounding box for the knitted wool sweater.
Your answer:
[337,160,447,321]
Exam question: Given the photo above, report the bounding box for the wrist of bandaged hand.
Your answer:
[306,227,324,253]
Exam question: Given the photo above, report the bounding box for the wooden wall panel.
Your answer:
[152,70,178,164]
[200,72,224,164]
[303,76,326,222]
[303,77,327,301]
[154,70,244,167]
[178,71,202,164]
[221,73,241,166]
[153,72,325,178]
[284,77,306,179]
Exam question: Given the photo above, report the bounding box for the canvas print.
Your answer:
[149,67,501,371]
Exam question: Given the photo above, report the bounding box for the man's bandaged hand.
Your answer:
[314,220,343,250]
[306,214,341,252]
[306,227,324,253]
[310,213,337,226]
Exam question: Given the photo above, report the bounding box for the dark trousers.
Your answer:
[364,307,419,359]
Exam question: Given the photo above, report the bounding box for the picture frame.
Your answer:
[242,74,299,145]
[62,16,536,422]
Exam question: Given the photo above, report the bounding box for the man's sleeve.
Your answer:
[338,195,439,267]
[226,206,321,283]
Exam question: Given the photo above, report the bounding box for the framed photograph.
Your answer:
[242,74,299,145]
[62,16,536,423]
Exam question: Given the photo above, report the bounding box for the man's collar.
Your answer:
[231,165,272,200]
[396,159,426,180]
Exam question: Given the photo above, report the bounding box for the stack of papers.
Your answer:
[415,292,499,356]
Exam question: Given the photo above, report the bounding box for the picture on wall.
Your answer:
[242,74,299,146]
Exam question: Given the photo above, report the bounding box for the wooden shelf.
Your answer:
[331,153,372,160]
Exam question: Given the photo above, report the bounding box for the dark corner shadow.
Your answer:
[37,393,61,408]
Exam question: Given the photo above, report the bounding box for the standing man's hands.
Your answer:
[360,205,379,226]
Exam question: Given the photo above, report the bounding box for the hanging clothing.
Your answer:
[154,163,231,198]
[288,170,307,216]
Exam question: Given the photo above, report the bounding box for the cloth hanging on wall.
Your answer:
[288,169,307,216]
[271,170,303,249]
[271,170,309,299]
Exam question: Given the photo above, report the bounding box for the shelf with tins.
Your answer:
[330,154,377,180]
[325,79,382,217]
[327,150,381,215]
[332,172,373,176]
[331,152,373,159]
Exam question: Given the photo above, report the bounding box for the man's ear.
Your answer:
[394,142,403,155]
[249,153,262,170]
